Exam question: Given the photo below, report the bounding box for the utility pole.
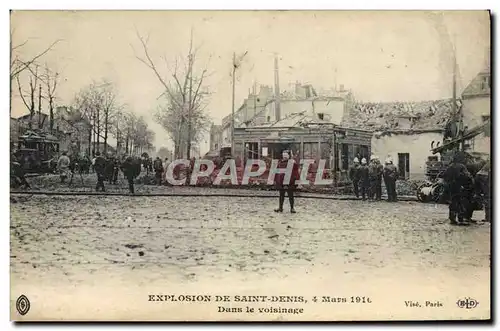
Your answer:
[274,54,281,121]
[231,52,236,156]
[187,29,194,160]
[451,36,463,152]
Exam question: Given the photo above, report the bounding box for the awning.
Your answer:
[431,121,490,154]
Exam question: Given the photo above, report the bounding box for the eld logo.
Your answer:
[456,297,479,309]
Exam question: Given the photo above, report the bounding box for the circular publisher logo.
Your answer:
[16,295,30,316]
[456,297,479,309]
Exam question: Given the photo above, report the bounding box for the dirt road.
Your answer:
[10,195,490,321]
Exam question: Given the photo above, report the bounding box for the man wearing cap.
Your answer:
[383,157,398,202]
[349,157,361,198]
[359,158,370,200]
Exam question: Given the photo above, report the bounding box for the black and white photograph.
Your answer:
[9,10,491,321]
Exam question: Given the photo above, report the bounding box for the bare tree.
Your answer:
[16,64,40,129]
[41,63,60,132]
[10,28,61,115]
[133,29,211,159]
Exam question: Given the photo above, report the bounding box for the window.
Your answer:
[481,76,491,90]
[398,153,410,179]
[266,116,271,122]
[318,113,324,120]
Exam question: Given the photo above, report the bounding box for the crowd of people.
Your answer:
[10,147,491,225]
[349,155,398,202]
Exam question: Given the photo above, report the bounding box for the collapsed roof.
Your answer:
[341,98,461,132]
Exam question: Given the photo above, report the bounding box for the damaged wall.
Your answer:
[371,131,443,180]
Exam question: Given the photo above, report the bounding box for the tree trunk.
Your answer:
[125,131,129,154]
[92,111,96,155]
[96,108,100,153]
[104,110,109,155]
[88,127,92,156]
[49,97,54,132]
[29,87,35,130]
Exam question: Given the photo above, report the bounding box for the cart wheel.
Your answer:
[432,184,444,203]
[416,184,429,202]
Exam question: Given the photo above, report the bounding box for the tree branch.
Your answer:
[11,39,62,78]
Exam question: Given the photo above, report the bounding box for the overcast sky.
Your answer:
[10,10,490,154]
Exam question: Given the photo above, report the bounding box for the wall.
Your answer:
[461,96,491,155]
[265,98,346,124]
[371,131,444,180]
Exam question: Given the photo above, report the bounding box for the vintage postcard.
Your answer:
[10,10,491,321]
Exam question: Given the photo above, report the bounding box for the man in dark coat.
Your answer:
[94,151,107,192]
[383,158,398,202]
[443,151,474,225]
[273,151,300,213]
[349,157,361,198]
[121,155,140,194]
[369,155,384,200]
[153,157,164,185]
[359,158,370,200]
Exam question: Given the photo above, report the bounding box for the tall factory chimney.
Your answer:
[274,54,281,121]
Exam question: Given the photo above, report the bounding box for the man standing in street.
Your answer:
[383,158,398,202]
[121,155,137,194]
[94,152,107,192]
[349,157,361,198]
[369,155,384,200]
[57,151,71,183]
[274,150,300,213]
[359,158,370,201]
[154,156,164,185]
[443,151,474,225]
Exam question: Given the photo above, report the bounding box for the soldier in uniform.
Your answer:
[349,157,361,198]
[274,150,300,213]
[383,158,398,202]
[94,151,107,192]
[359,158,370,200]
[443,151,474,225]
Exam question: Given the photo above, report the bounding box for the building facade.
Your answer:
[209,124,222,151]
[460,65,491,155]
[343,99,456,180]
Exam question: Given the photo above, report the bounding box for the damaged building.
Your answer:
[342,99,457,180]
